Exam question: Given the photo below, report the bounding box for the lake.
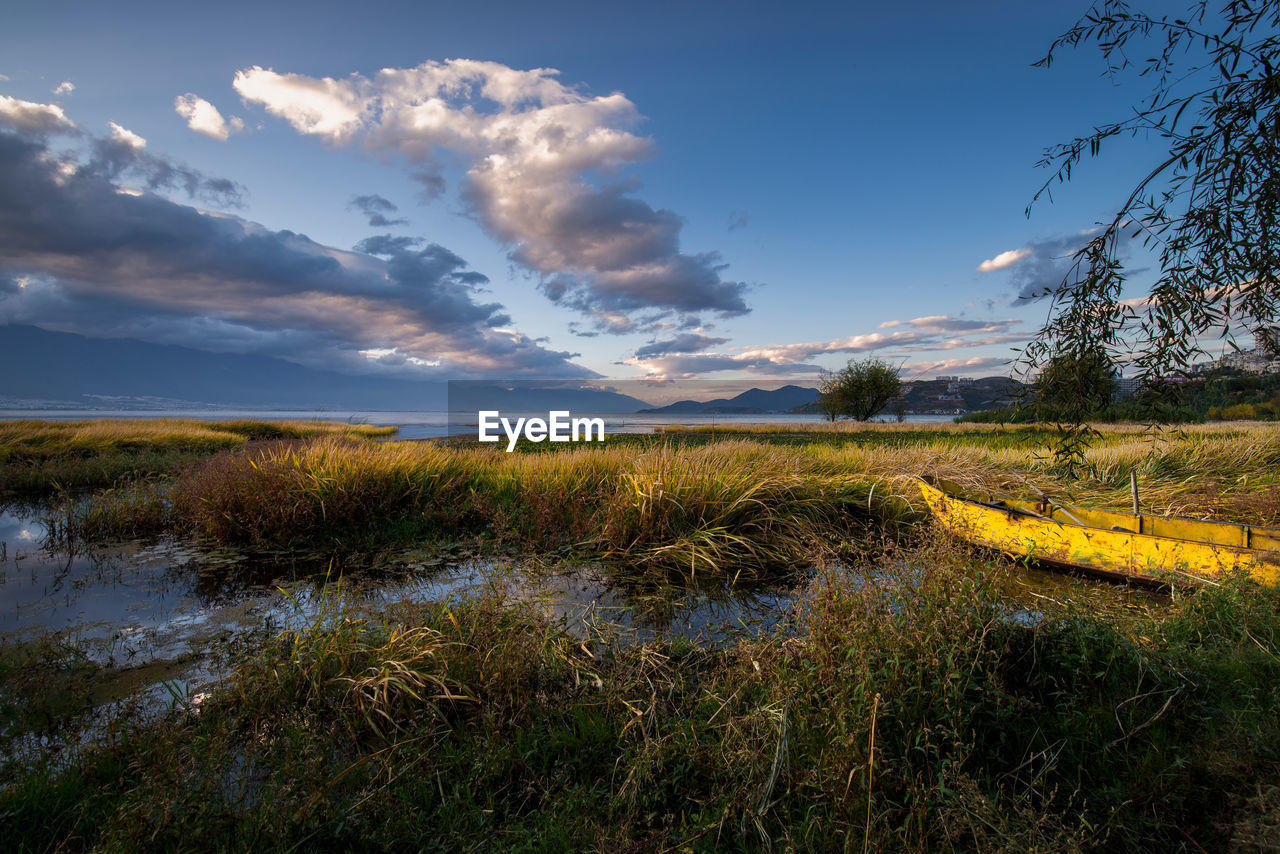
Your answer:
[0,501,801,723]
[0,408,961,440]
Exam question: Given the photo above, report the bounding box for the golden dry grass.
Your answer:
[792,420,1280,523]
[0,418,399,492]
[169,436,883,572]
[0,417,395,457]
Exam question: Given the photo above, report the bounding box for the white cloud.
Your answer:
[358,347,440,368]
[51,160,77,185]
[732,317,1022,364]
[890,333,1030,353]
[624,315,1025,379]
[173,94,242,141]
[107,121,146,148]
[0,95,75,133]
[231,68,364,143]
[900,356,1012,376]
[979,228,1128,301]
[734,331,921,364]
[53,81,74,96]
[977,247,1031,272]
[900,315,1015,334]
[233,60,748,326]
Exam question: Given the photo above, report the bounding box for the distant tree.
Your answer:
[1035,349,1117,413]
[1025,1,1280,460]
[818,357,902,421]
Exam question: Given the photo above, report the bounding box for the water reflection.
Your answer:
[0,503,801,708]
[0,498,1170,722]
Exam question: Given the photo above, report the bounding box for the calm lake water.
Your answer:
[0,497,1169,727]
[0,502,800,718]
[0,408,960,440]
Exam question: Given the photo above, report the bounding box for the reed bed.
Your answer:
[46,420,1280,556]
[795,423,1280,525]
[0,418,396,493]
[169,437,881,573]
[1024,426,1280,522]
[660,418,1280,441]
[0,417,395,456]
[43,481,172,543]
[6,545,1280,851]
[657,420,1041,435]
[10,420,1280,849]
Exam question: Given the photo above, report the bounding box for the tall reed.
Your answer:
[0,418,396,493]
[169,437,881,572]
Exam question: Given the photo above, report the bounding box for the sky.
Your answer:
[0,0,1193,393]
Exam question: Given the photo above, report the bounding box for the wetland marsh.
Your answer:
[3,418,1280,851]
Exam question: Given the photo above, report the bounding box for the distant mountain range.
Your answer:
[0,324,449,409]
[1,324,1023,418]
[0,325,655,413]
[638,385,820,414]
[446,383,651,413]
[0,326,836,415]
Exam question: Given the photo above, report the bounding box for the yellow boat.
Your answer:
[916,476,1280,587]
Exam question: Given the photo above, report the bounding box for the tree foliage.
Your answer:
[1026,0,1280,441]
[818,357,902,421]
[1036,349,1118,413]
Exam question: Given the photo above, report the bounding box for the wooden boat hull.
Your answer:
[917,477,1280,587]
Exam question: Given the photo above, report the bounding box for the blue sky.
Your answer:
[0,0,1183,388]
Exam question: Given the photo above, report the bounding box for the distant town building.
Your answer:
[1216,348,1279,374]
[1114,375,1142,401]
[1189,345,1280,375]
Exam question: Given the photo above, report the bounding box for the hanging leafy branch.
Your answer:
[1024,0,1280,462]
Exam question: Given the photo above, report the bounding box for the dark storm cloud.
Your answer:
[634,332,729,358]
[0,129,586,378]
[348,193,408,227]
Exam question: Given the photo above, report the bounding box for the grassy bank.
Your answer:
[3,545,1279,851]
[36,420,1280,565]
[165,438,885,573]
[0,419,396,494]
[651,422,1280,523]
[7,418,1280,849]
